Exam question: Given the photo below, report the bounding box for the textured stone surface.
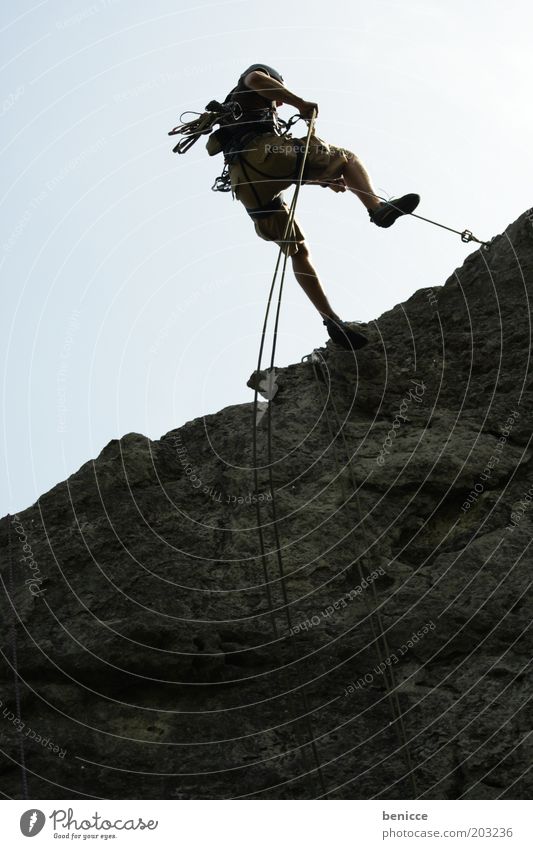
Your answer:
[1,210,532,800]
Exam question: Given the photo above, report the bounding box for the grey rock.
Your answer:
[1,209,532,800]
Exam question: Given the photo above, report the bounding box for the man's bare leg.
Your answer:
[290,241,340,321]
[290,240,368,350]
[341,155,381,211]
[321,157,420,225]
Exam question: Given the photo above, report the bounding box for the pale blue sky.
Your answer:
[1,0,532,516]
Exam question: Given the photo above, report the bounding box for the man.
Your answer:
[206,64,420,351]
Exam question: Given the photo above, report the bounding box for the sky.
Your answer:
[1,0,532,517]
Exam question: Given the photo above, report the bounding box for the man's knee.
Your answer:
[343,150,359,166]
[293,241,310,260]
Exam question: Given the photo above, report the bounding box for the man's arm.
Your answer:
[243,70,318,118]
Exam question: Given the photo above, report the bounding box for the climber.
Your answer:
[188,64,420,351]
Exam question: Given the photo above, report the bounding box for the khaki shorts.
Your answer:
[229,131,353,256]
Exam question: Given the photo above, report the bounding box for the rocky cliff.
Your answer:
[1,210,532,800]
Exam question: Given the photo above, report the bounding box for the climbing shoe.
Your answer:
[324,317,368,351]
[369,193,420,228]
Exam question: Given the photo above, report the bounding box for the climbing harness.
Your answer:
[212,114,303,195]
[301,351,419,798]
[168,100,306,194]
[5,515,29,799]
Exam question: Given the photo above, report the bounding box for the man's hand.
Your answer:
[297,100,319,119]
[326,176,346,192]
[305,176,347,192]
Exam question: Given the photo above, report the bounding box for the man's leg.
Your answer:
[341,154,381,211]
[289,237,368,351]
[338,153,420,225]
[290,241,340,321]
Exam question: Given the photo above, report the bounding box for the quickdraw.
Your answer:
[167,99,243,155]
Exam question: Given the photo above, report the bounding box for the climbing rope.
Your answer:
[246,113,487,797]
[6,515,29,799]
[303,352,419,798]
[351,187,491,248]
[250,110,330,797]
[409,212,490,248]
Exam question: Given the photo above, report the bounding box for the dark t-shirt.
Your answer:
[215,67,280,153]
[228,66,277,110]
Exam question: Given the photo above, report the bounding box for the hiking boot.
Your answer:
[369,193,420,228]
[324,317,369,351]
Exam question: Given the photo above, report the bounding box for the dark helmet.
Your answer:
[240,63,284,83]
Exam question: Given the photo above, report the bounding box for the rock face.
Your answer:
[1,210,533,801]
